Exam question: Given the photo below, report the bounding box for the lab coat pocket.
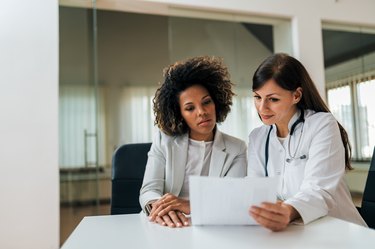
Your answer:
[284,156,307,190]
[285,154,308,171]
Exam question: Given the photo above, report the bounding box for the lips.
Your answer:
[198,119,211,126]
[260,114,273,120]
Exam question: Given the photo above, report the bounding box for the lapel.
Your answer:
[208,129,228,177]
[170,133,188,195]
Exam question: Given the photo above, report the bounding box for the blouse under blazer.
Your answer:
[248,109,366,226]
[139,128,247,213]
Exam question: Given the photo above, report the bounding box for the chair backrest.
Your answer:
[111,143,152,215]
[361,146,375,228]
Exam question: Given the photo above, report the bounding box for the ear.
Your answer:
[293,87,303,104]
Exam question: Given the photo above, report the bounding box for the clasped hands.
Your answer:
[148,193,191,228]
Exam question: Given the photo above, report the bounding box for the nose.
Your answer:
[258,99,269,112]
[197,105,207,116]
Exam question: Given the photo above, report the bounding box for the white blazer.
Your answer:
[248,109,366,226]
[139,128,247,213]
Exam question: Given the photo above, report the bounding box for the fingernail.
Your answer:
[184,221,189,226]
[177,223,181,227]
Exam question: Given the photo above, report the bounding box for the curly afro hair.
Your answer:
[153,56,235,136]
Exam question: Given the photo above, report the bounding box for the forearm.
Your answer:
[284,194,329,224]
[139,190,162,213]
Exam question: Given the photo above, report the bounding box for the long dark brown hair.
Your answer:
[253,53,352,170]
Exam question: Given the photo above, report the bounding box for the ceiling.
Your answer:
[244,23,375,68]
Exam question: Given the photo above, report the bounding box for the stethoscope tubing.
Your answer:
[264,109,305,177]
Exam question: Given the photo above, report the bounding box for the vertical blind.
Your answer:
[327,72,375,160]
[59,85,262,168]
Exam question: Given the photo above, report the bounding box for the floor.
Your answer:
[352,192,363,207]
[60,193,363,246]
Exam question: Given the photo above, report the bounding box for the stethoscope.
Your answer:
[264,109,307,177]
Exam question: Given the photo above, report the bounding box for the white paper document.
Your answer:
[189,176,278,225]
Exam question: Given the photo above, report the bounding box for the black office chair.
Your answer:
[111,143,152,215]
[357,146,375,228]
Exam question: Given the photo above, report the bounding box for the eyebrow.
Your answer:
[253,91,279,97]
[183,94,210,106]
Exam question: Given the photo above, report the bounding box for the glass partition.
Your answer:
[59,3,104,245]
[323,24,375,160]
[168,17,272,141]
[59,5,291,244]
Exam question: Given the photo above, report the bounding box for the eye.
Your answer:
[202,98,212,105]
[185,105,194,112]
[253,95,261,100]
[269,98,280,102]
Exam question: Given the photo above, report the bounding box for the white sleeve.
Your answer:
[247,129,267,177]
[284,114,345,224]
[139,130,166,212]
[225,139,247,177]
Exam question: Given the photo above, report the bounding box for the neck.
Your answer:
[276,125,289,138]
[276,108,299,137]
[189,131,214,141]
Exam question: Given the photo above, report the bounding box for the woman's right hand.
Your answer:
[249,201,299,231]
[153,210,190,228]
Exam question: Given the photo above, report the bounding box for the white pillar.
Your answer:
[273,21,293,55]
[291,15,326,100]
[0,1,59,249]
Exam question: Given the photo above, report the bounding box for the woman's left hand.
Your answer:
[249,201,299,231]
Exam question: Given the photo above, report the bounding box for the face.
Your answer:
[179,84,216,141]
[253,79,302,134]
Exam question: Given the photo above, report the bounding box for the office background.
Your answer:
[1,0,375,248]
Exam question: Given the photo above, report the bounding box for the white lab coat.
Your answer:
[248,109,367,226]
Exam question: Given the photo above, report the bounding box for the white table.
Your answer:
[61,213,375,249]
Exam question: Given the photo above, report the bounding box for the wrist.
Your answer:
[284,203,300,223]
[145,200,155,216]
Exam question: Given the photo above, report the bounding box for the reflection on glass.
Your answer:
[323,24,375,161]
[327,86,356,158]
[168,17,274,141]
[357,79,375,158]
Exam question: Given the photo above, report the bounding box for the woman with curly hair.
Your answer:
[139,56,247,228]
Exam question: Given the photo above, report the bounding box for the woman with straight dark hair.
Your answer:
[247,53,366,231]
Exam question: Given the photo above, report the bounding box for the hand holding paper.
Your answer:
[250,200,300,231]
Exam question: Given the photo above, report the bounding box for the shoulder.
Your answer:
[248,125,270,140]
[218,130,246,151]
[303,110,342,142]
[304,110,338,130]
[153,128,186,146]
[221,132,245,145]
